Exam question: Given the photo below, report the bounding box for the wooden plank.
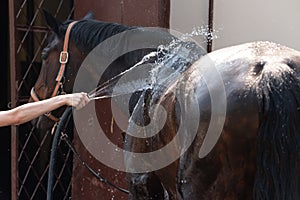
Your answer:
[8,0,18,199]
[72,1,170,199]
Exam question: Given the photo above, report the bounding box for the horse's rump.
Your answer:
[126,41,300,199]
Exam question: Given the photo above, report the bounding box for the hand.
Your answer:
[65,92,90,110]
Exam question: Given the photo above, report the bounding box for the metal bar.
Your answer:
[17,33,49,92]
[67,6,75,20]
[12,1,76,199]
[120,0,124,24]
[54,0,66,18]
[53,148,72,191]
[17,148,48,196]
[62,181,72,200]
[17,127,38,163]
[9,0,18,199]
[16,0,46,54]
[163,0,170,28]
[18,130,51,196]
[27,0,35,64]
[16,0,29,19]
[16,0,68,93]
[30,164,49,199]
[17,178,31,199]
[207,0,214,52]
[16,25,49,33]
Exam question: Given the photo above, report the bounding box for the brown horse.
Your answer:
[125,41,300,200]
[31,10,183,130]
[31,10,204,199]
[32,11,300,200]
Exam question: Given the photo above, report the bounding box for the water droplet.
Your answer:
[180,179,187,184]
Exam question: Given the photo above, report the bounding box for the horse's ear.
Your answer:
[42,9,62,35]
[82,11,94,20]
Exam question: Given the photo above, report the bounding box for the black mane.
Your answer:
[62,19,134,53]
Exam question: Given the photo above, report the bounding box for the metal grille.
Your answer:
[10,0,74,199]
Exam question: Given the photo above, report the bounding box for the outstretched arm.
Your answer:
[0,92,90,127]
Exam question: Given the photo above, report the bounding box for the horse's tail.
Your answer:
[253,64,300,200]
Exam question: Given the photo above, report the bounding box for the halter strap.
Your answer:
[30,21,78,123]
[52,21,78,97]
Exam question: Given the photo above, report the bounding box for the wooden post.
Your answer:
[8,0,18,199]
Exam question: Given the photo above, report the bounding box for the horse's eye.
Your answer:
[41,48,49,60]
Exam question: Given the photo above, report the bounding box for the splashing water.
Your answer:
[88,51,158,100]
[87,25,219,100]
[185,25,220,42]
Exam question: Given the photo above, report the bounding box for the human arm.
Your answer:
[0,92,89,126]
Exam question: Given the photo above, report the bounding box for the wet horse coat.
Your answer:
[125,41,300,200]
[32,11,203,199]
[32,11,300,200]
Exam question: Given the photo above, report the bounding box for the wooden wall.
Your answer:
[72,1,170,199]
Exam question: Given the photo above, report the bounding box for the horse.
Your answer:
[31,10,300,200]
[31,10,182,130]
[125,41,300,199]
[31,10,205,199]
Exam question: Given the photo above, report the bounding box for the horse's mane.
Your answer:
[41,19,133,60]
[62,19,134,53]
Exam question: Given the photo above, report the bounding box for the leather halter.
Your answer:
[31,21,78,123]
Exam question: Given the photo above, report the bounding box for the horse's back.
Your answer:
[125,41,300,199]
[177,41,300,199]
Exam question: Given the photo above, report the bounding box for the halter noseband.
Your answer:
[31,21,78,123]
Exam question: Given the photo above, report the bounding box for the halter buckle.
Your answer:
[59,51,69,64]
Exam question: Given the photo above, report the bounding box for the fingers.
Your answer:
[76,92,90,110]
[70,92,90,110]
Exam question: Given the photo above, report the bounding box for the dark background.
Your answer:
[0,0,11,199]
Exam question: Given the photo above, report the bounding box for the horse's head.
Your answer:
[30,10,94,131]
[30,10,178,133]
